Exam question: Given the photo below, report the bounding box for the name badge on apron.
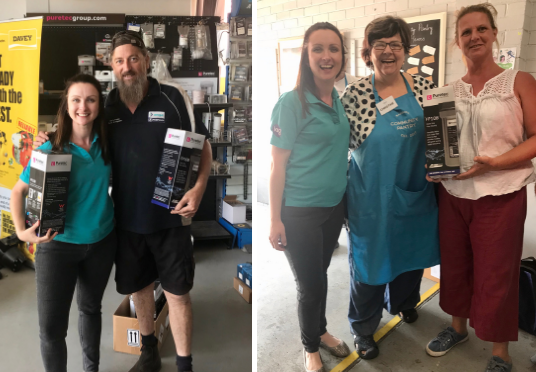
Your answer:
[376,96,398,116]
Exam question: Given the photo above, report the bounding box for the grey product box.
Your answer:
[423,86,461,179]
[152,129,205,209]
[26,150,72,236]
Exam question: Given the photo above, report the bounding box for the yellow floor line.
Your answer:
[329,282,440,372]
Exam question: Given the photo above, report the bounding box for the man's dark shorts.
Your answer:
[115,225,195,296]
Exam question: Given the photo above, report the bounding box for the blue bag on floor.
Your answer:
[519,257,536,335]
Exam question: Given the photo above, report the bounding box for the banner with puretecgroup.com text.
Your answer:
[0,17,42,246]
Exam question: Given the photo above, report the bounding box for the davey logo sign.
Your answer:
[8,29,37,50]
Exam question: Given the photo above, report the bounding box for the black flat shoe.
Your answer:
[399,308,418,323]
[354,335,379,360]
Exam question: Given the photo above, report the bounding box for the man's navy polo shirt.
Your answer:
[105,76,210,234]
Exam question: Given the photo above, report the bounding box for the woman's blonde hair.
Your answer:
[454,3,500,52]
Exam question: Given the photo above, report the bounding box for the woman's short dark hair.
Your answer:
[50,74,110,164]
[295,22,346,118]
[361,16,411,68]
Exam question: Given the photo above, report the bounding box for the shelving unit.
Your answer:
[217,15,252,249]
[35,14,234,247]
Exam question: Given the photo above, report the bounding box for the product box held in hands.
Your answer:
[152,129,205,209]
[26,150,72,236]
[423,86,461,179]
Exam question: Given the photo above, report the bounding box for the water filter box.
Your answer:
[25,150,72,236]
[152,129,205,209]
[423,86,461,178]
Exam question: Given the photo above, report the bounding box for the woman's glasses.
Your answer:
[372,41,404,51]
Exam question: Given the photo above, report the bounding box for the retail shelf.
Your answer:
[209,174,232,179]
[191,220,233,248]
[193,103,233,112]
[209,141,233,147]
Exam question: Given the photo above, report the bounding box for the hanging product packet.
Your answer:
[177,25,190,48]
[154,23,166,39]
[95,42,111,65]
[191,25,213,60]
[141,22,155,49]
[172,47,183,71]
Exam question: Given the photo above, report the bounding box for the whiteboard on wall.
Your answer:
[402,12,447,88]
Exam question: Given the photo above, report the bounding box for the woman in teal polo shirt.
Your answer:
[10,74,114,372]
[269,22,351,372]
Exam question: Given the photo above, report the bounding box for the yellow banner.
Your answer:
[0,18,42,262]
[0,17,42,190]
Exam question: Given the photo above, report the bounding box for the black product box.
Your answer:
[26,150,72,236]
[152,129,205,209]
[423,86,461,179]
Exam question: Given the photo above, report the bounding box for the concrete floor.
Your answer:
[0,241,252,372]
[256,202,536,372]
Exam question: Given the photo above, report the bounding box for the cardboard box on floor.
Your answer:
[222,195,246,224]
[233,277,252,304]
[113,295,171,355]
[423,264,440,283]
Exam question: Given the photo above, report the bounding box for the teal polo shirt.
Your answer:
[20,135,114,244]
[270,88,350,207]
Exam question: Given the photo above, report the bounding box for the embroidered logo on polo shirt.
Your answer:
[108,118,122,124]
[273,124,282,137]
[148,111,165,122]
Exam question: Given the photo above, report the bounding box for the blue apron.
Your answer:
[347,73,440,285]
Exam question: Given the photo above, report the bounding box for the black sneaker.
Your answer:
[426,326,468,357]
[129,343,162,372]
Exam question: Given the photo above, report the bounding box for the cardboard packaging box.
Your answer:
[26,150,72,236]
[237,263,252,288]
[423,86,461,179]
[152,129,205,209]
[423,265,440,283]
[233,277,252,304]
[113,295,170,355]
[222,195,246,224]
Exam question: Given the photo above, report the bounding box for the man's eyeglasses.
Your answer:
[372,41,405,51]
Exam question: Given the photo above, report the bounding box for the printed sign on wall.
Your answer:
[402,13,447,88]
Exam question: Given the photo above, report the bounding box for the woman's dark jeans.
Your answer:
[281,199,344,353]
[35,230,116,372]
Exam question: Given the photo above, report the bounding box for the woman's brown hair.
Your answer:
[295,22,346,118]
[50,74,110,164]
[361,16,411,68]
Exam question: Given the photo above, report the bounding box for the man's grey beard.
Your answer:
[117,72,146,106]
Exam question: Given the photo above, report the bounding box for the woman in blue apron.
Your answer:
[340,16,440,359]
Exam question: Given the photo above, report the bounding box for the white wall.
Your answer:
[0,1,26,21]
[257,0,536,257]
[26,0,191,15]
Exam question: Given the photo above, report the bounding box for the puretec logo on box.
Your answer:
[51,161,68,166]
[8,29,37,50]
[187,137,203,146]
[148,111,165,122]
